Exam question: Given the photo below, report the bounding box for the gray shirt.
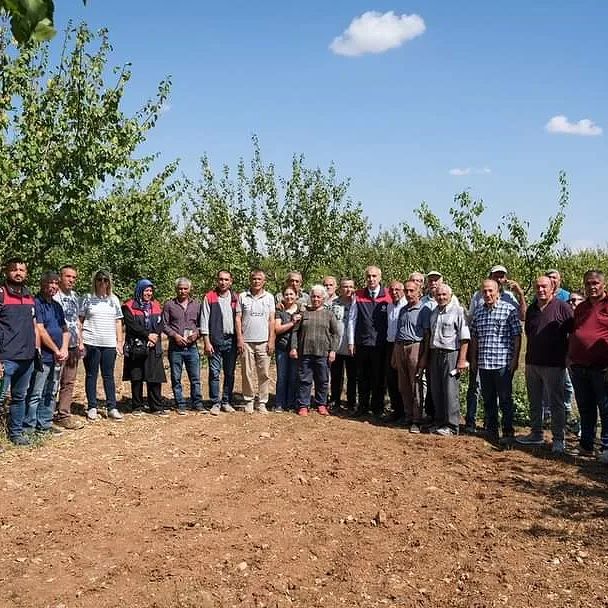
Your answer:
[429,297,470,350]
[237,290,275,342]
[396,302,425,342]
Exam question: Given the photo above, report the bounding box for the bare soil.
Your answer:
[1,363,607,608]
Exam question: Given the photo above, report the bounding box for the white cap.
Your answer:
[426,270,442,278]
[490,265,508,275]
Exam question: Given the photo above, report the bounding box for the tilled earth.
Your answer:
[1,371,607,608]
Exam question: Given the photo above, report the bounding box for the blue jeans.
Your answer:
[275,348,297,409]
[479,367,514,436]
[570,365,608,452]
[169,346,202,409]
[83,345,117,409]
[207,336,236,405]
[3,359,35,441]
[297,355,329,408]
[24,361,60,431]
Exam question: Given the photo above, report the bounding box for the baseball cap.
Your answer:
[426,271,442,278]
[489,265,508,275]
[545,268,559,276]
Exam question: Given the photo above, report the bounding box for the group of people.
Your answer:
[0,257,607,463]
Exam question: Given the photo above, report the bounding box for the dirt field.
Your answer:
[1,365,607,608]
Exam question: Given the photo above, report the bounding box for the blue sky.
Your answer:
[59,1,607,248]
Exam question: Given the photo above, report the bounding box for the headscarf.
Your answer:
[133,278,154,327]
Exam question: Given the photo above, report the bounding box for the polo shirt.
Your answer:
[35,296,66,365]
[429,298,470,350]
[525,298,572,367]
[468,289,519,318]
[470,300,521,370]
[568,295,608,367]
[237,290,275,342]
[395,302,425,343]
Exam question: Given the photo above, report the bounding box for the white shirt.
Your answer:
[236,290,275,342]
[80,294,123,347]
[387,297,407,343]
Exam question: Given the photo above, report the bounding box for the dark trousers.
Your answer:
[131,380,163,412]
[330,354,357,409]
[297,355,329,408]
[83,345,117,410]
[479,367,514,436]
[385,342,403,416]
[570,365,608,452]
[356,344,386,415]
[208,336,237,405]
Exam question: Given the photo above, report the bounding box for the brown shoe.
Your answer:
[55,416,85,430]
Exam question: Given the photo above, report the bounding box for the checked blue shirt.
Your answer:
[470,300,521,370]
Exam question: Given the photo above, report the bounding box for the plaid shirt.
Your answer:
[470,300,521,369]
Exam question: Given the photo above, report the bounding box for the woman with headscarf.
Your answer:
[122,279,167,415]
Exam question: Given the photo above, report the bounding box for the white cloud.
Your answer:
[545,115,602,136]
[449,167,491,176]
[330,11,425,57]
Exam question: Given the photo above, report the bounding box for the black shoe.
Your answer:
[150,409,170,417]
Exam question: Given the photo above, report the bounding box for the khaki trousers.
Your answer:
[56,349,79,419]
[241,342,271,405]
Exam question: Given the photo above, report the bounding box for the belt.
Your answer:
[396,340,420,346]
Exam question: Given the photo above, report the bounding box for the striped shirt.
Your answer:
[80,294,123,348]
[470,300,521,369]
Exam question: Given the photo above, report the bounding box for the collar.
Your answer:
[3,282,31,297]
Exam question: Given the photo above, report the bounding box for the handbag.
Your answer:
[125,337,148,359]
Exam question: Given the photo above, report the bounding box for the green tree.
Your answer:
[0,23,176,287]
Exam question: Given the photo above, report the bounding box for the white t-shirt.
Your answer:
[237,290,275,342]
[80,293,123,347]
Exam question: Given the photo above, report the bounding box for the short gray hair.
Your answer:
[175,277,192,288]
[309,284,327,298]
[436,283,453,298]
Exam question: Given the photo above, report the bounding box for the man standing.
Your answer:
[466,264,525,431]
[236,269,276,413]
[568,270,608,456]
[329,278,357,413]
[420,284,470,436]
[545,269,570,302]
[276,271,309,307]
[0,257,38,445]
[201,270,238,415]
[53,265,85,429]
[322,276,338,306]
[469,279,522,444]
[385,280,406,422]
[392,280,425,432]
[348,265,391,418]
[24,272,69,435]
[516,276,572,453]
[162,277,204,414]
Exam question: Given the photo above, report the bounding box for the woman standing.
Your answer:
[79,270,124,421]
[274,287,302,412]
[122,279,167,416]
[290,285,340,416]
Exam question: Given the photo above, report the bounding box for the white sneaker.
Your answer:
[258,404,268,414]
[108,408,124,421]
[221,403,236,413]
[87,408,98,421]
[210,404,221,416]
[244,402,254,414]
[552,439,565,454]
[409,424,421,434]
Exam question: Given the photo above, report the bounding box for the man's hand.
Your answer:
[173,334,188,347]
[457,359,469,373]
[328,351,336,364]
[237,337,244,355]
[289,348,298,359]
[348,344,355,357]
[417,355,427,371]
[267,340,275,356]
[204,343,215,356]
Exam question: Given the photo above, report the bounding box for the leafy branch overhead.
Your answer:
[1,0,86,44]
